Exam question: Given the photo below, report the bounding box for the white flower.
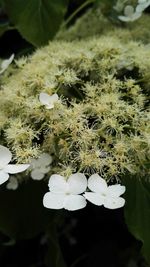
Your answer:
[43,173,87,211]
[84,174,125,209]
[39,92,59,109]
[0,145,30,185]
[30,153,52,180]
[118,5,142,22]
[0,54,14,74]
[6,176,18,190]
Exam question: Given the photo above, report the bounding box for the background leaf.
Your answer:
[123,175,150,264]
[0,180,56,239]
[3,0,69,46]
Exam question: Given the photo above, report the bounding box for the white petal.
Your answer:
[64,195,87,211]
[0,170,9,185]
[0,145,12,167]
[39,92,51,105]
[124,5,134,16]
[6,176,18,190]
[30,158,39,168]
[131,12,142,21]
[136,4,145,12]
[4,164,30,174]
[39,166,51,174]
[39,93,58,109]
[107,184,126,197]
[0,54,14,74]
[136,2,150,12]
[49,93,59,103]
[31,170,45,180]
[138,0,146,3]
[104,196,125,209]
[84,192,104,206]
[88,174,107,193]
[43,192,65,209]
[48,174,68,193]
[45,103,54,109]
[118,15,132,22]
[39,153,53,165]
[68,173,87,194]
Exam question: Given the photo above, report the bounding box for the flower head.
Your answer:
[0,145,30,185]
[30,153,52,180]
[84,174,125,209]
[39,92,59,109]
[43,173,87,211]
[0,54,14,74]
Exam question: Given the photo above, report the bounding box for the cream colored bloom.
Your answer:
[43,173,87,211]
[84,174,125,209]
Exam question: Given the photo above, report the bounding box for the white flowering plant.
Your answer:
[0,0,150,266]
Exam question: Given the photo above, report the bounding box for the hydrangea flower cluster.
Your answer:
[43,173,125,211]
[0,33,149,211]
[118,0,150,22]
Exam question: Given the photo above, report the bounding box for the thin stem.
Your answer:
[61,0,95,29]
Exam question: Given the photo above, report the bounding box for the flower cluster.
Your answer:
[0,30,149,214]
[43,173,125,211]
[118,0,150,22]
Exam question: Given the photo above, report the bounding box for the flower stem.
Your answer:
[61,0,95,29]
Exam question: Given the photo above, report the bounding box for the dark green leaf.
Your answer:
[123,175,150,264]
[0,180,56,239]
[0,23,8,37]
[3,0,69,46]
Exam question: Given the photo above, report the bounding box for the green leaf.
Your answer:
[0,23,8,37]
[123,175,150,264]
[0,180,56,239]
[3,0,69,46]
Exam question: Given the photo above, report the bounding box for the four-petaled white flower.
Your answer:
[84,174,125,209]
[39,92,59,109]
[6,176,18,190]
[118,0,150,22]
[0,145,30,185]
[118,5,142,22]
[43,173,87,211]
[0,54,14,74]
[30,153,52,180]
